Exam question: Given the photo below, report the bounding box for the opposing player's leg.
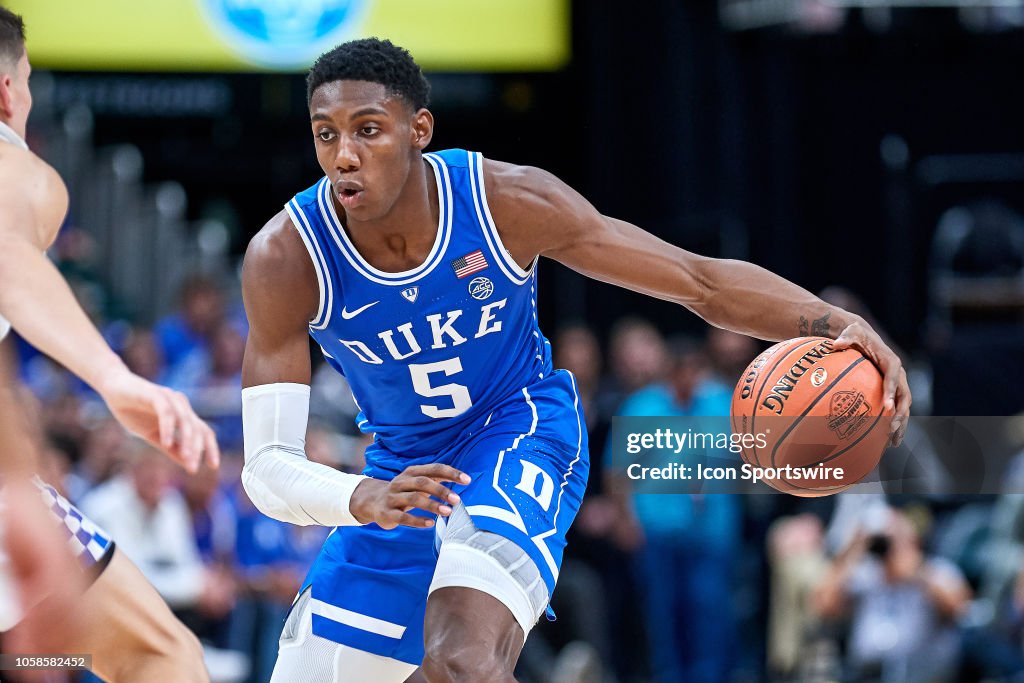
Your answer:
[422,370,590,682]
[270,587,419,682]
[46,548,208,683]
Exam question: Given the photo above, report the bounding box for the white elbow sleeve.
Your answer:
[241,383,366,527]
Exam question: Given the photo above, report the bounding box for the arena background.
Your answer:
[5,1,1024,682]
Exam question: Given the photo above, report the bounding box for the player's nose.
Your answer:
[335,135,360,172]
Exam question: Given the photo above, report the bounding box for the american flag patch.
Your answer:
[451,249,488,278]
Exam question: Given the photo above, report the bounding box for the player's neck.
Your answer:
[0,120,27,149]
[339,156,440,271]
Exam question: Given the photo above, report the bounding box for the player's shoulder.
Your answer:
[0,145,68,241]
[0,144,67,207]
[242,210,317,306]
[245,210,309,275]
[480,156,569,224]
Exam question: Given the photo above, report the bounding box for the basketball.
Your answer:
[730,336,893,496]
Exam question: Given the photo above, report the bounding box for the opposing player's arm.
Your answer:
[240,212,467,528]
[0,149,125,390]
[0,149,217,470]
[485,159,910,443]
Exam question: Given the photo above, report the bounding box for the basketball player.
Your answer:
[0,8,215,681]
[241,39,911,682]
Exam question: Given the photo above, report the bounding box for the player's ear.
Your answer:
[412,108,433,151]
[0,73,12,118]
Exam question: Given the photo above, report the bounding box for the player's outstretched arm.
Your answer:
[241,212,467,528]
[483,159,910,445]
[0,148,218,471]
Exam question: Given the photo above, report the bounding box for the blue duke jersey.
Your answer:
[286,149,551,464]
[284,150,590,664]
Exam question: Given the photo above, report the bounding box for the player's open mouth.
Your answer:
[337,187,364,207]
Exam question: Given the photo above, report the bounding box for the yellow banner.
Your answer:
[6,0,569,72]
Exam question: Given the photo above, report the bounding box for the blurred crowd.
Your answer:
[8,226,1024,683]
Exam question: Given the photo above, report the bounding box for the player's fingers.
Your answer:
[405,463,472,485]
[830,323,865,351]
[201,421,221,469]
[890,369,912,447]
[189,417,207,471]
[394,475,462,506]
[400,491,453,518]
[168,391,198,472]
[155,392,175,449]
[391,510,435,529]
[878,353,901,414]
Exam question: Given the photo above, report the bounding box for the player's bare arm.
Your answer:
[241,211,468,529]
[0,146,218,471]
[483,158,910,444]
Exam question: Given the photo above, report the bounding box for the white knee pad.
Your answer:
[429,504,550,642]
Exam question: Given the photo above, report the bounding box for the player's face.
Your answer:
[309,80,432,222]
[0,51,32,139]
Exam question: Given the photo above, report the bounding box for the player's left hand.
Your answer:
[96,369,220,473]
[832,320,911,447]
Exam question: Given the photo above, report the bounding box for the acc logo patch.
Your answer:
[468,277,494,301]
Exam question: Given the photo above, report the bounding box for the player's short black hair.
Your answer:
[0,7,26,70]
[307,38,430,111]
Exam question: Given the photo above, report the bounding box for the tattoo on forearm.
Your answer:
[799,312,831,337]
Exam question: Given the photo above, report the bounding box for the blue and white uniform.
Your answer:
[285,149,589,665]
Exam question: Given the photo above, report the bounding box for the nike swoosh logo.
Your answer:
[340,301,379,319]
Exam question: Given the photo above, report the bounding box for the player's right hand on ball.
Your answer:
[349,464,471,530]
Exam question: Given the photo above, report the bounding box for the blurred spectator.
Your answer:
[155,273,227,378]
[80,441,236,621]
[120,326,168,384]
[182,460,239,649]
[813,507,971,683]
[173,321,246,450]
[556,322,656,681]
[309,361,362,434]
[607,317,670,396]
[65,417,129,502]
[766,513,830,678]
[704,327,759,390]
[612,336,741,683]
[228,476,328,683]
[183,461,238,566]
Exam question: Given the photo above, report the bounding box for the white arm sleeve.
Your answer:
[241,382,367,527]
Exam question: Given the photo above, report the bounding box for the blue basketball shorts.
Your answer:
[301,370,590,665]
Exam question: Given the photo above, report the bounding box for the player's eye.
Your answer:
[359,125,380,137]
[316,129,336,142]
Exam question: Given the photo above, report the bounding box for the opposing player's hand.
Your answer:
[96,370,220,473]
[832,320,911,447]
[350,464,471,530]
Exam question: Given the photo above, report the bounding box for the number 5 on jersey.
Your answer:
[409,359,473,418]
